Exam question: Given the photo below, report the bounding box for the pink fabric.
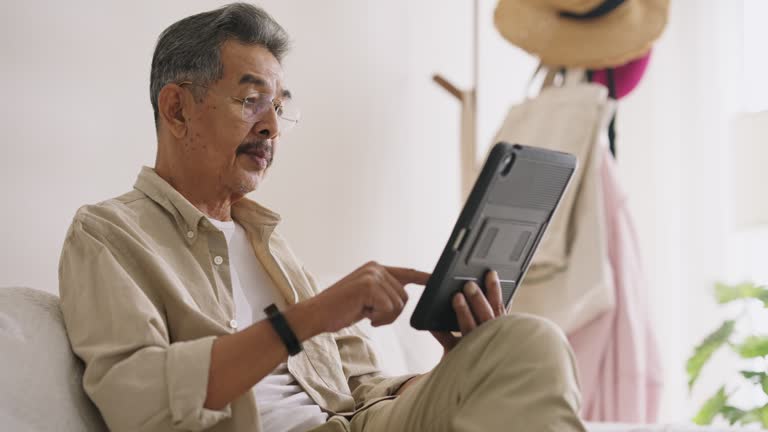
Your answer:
[567,148,663,422]
[591,51,652,100]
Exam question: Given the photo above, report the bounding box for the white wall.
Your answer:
[1,0,757,424]
[0,0,472,287]
[0,0,476,372]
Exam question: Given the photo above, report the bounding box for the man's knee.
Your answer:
[497,312,568,345]
[469,312,567,347]
[439,314,582,416]
[493,313,574,363]
[456,313,576,378]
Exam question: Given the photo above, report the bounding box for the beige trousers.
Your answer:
[317,313,587,432]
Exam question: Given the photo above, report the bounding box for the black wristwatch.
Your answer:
[264,304,303,356]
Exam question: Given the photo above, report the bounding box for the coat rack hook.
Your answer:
[432,74,463,101]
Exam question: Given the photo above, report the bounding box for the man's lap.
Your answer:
[343,314,585,432]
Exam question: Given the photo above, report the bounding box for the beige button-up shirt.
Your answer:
[58,167,413,432]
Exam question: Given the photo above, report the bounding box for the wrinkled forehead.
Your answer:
[218,40,288,97]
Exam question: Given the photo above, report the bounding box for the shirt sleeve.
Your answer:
[58,214,231,432]
[334,325,419,407]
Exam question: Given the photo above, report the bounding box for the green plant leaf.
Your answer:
[761,405,768,428]
[736,336,768,358]
[738,408,762,425]
[687,320,736,389]
[740,370,768,395]
[720,402,768,426]
[741,370,765,379]
[693,386,728,425]
[715,281,768,306]
[720,405,747,425]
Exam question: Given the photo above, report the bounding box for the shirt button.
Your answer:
[186,231,194,239]
[229,319,238,329]
[213,256,224,265]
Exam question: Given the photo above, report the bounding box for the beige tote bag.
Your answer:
[491,70,616,332]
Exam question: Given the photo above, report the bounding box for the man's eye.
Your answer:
[243,96,259,105]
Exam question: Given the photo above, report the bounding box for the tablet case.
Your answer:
[410,143,576,331]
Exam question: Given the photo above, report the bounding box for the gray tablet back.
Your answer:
[411,143,576,331]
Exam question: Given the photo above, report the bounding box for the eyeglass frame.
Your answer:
[176,81,300,131]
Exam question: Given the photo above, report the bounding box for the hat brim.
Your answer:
[494,0,669,68]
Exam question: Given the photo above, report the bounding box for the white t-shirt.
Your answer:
[207,218,328,432]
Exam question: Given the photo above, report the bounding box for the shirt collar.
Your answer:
[133,166,281,244]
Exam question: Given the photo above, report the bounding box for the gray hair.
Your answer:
[150,3,291,128]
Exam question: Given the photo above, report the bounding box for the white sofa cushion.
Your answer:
[585,423,755,431]
[0,287,106,431]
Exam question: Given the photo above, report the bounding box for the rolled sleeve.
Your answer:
[167,337,231,429]
[350,374,420,404]
[334,326,418,407]
[59,215,230,431]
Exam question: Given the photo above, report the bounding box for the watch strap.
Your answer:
[264,303,302,356]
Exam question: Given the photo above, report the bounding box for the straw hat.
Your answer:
[494,0,669,68]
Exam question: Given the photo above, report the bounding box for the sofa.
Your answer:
[0,287,106,431]
[0,287,751,431]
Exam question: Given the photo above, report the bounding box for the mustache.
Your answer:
[236,140,273,164]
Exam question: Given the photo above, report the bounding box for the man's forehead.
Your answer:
[219,40,285,90]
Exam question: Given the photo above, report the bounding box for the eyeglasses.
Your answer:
[178,81,300,132]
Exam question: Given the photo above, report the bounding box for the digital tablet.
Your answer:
[410,142,577,331]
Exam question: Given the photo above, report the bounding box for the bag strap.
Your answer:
[586,68,618,158]
[606,68,617,158]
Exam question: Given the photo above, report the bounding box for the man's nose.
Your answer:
[253,106,280,139]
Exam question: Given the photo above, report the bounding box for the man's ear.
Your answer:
[158,84,189,139]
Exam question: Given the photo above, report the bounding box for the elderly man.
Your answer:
[58,3,585,432]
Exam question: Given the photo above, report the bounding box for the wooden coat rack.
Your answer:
[432,0,480,201]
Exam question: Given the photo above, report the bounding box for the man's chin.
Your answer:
[235,170,266,195]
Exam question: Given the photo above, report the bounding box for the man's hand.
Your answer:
[307,261,430,334]
[430,270,506,353]
[395,270,506,398]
